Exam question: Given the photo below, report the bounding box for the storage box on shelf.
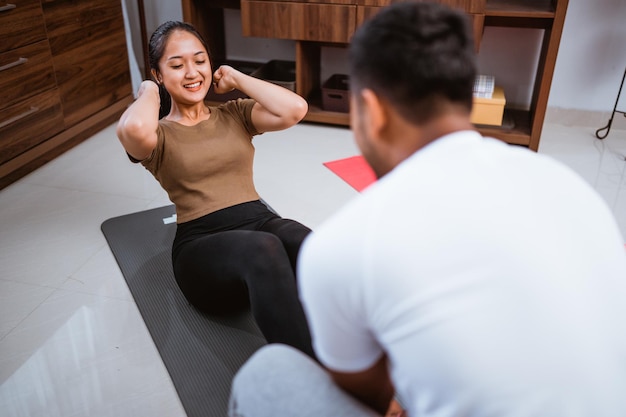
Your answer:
[321,74,350,113]
[250,60,296,92]
[205,59,262,102]
[205,59,297,103]
[181,0,568,151]
[471,86,506,126]
[0,0,133,189]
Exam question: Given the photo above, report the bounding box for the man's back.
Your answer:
[299,131,626,417]
[230,4,626,416]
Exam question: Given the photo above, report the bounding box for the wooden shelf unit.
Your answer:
[486,0,555,17]
[181,0,568,151]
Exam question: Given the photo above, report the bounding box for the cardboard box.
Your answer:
[471,86,506,126]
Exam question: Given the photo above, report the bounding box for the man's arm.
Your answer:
[298,218,403,415]
[328,353,395,415]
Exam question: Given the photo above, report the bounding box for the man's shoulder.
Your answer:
[300,191,381,268]
[310,195,372,243]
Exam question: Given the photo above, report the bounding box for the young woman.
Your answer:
[116,21,314,357]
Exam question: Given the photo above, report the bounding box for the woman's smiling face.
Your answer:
[156,29,212,106]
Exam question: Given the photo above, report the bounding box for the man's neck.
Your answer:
[385,111,475,170]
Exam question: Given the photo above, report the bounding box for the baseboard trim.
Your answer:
[545,107,626,130]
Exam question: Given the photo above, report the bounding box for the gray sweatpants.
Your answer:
[229,344,381,417]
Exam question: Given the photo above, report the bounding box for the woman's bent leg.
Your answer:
[259,218,311,273]
[173,230,314,357]
[229,344,379,417]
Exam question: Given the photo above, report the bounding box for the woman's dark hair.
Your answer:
[148,21,211,119]
[349,1,476,125]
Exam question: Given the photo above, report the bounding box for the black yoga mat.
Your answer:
[101,205,266,417]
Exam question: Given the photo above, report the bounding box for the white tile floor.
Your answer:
[1,117,626,416]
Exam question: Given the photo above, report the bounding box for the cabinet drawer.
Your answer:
[359,0,485,13]
[356,5,379,26]
[242,1,356,43]
[261,0,354,3]
[357,5,484,51]
[0,40,56,111]
[0,89,65,165]
[0,0,47,53]
[433,0,485,13]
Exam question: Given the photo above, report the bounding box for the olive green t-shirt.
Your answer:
[142,99,260,223]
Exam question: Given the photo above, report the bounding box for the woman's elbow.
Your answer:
[292,96,309,124]
[117,117,149,142]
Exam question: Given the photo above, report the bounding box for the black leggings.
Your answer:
[172,200,314,358]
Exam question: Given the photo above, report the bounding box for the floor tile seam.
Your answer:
[0,283,137,345]
[59,242,112,289]
[0,287,58,344]
[60,251,135,304]
[7,180,161,204]
[9,181,87,193]
[0,244,113,298]
[146,196,173,207]
[0,277,59,290]
[0,181,58,197]
[50,283,136,304]
[590,146,626,184]
[591,136,626,154]
[80,187,163,203]
[79,188,164,203]
[544,118,626,131]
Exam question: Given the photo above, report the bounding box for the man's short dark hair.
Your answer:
[349,1,476,125]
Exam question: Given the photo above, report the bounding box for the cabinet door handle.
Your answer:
[0,57,28,72]
[0,106,39,129]
[0,4,17,12]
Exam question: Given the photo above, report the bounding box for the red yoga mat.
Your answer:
[323,155,377,192]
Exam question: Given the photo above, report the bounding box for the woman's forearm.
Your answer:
[236,72,307,119]
[213,65,308,130]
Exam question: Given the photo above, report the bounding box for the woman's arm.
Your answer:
[212,65,308,133]
[116,80,161,161]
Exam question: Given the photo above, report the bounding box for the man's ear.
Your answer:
[360,88,387,142]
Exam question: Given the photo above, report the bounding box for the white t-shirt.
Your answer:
[298,131,626,417]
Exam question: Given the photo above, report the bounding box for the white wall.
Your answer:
[121,0,143,93]
[550,0,626,112]
[121,0,183,91]
[122,0,626,113]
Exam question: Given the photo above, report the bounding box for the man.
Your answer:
[229,2,626,416]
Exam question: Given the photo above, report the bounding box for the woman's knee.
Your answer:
[244,233,291,272]
[261,219,311,249]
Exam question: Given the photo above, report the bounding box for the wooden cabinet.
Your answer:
[354,2,485,50]
[181,0,568,151]
[358,0,484,12]
[0,0,133,189]
[241,1,356,43]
